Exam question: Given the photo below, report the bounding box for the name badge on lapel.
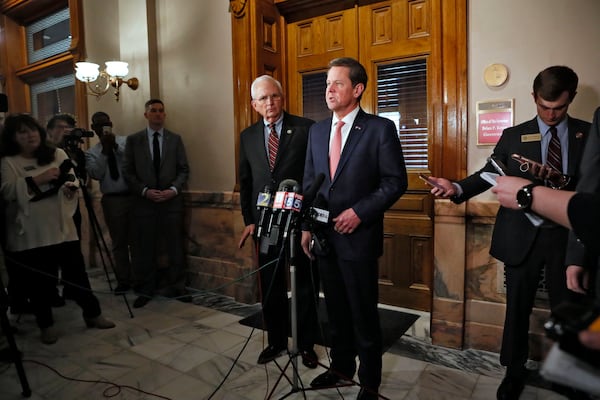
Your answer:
[521,133,541,143]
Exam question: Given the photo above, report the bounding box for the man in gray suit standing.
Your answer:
[123,99,190,308]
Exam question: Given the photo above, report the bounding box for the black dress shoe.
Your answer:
[497,376,524,400]
[133,296,150,308]
[357,387,379,400]
[300,348,318,369]
[310,371,350,388]
[257,345,287,364]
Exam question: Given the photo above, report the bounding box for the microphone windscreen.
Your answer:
[278,178,298,191]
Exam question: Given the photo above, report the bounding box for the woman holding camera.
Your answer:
[0,114,114,344]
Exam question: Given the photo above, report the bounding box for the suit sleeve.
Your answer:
[565,109,600,267]
[238,133,255,226]
[122,135,145,196]
[352,119,408,223]
[170,135,189,192]
[452,131,516,203]
[568,192,600,254]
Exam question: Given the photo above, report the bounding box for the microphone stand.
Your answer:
[266,215,348,399]
[266,220,304,399]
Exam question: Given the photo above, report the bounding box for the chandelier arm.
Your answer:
[86,71,111,96]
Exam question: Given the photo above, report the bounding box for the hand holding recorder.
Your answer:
[511,153,570,189]
[419,173,456,197]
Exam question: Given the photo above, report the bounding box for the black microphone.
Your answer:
[301,173,325,214]
[267,179,298,244]
[255,185,272,238]
[282,183,303,240]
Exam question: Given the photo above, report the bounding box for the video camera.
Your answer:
[540,301,600,395]
[61,128,94,148]
[543,301,600,367]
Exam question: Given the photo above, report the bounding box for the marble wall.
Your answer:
[433,198,553,359]
[83,193,553,358]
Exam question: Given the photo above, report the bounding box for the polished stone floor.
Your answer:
[1,272,570,400]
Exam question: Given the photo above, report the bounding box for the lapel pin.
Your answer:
[286,129,292,135]
[576,132,583,139]
[355,125,362,130]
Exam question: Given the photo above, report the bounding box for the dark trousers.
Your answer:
[101,194,133,286]
[500,227,581,374]
[318,246,382,391]
[7,241,101,329]
[257,235,319,350]
[131,199,186,296]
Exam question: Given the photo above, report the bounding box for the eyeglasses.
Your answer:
[254,94,282,103]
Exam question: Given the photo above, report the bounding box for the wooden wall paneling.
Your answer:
[231,0,284,189]
[0,0,86,120]
[437,0,467,180]
[285,7,358,115]
[0,13,29,111]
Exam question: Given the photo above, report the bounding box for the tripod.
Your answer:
[63,144,133,318]
[0,273,31,397]
[79,183,133,318]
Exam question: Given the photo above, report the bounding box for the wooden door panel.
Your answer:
[380,193,433,311]
[286,7,358,114]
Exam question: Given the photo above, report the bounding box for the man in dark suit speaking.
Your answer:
[300,58,408,400]
[428,66,591,400]
[123,99,190,309]
[238,75,319,368]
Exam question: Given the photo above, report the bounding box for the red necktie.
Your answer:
[329,121,345,179]
[268,123,278,171]
[547,126,562,173]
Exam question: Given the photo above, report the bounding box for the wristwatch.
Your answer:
[516,183,537,212]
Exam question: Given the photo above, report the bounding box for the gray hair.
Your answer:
[251,75,283,100]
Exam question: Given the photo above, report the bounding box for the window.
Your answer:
[26,8,71,64]
[302,72,329,121]
[31,75,75,125]
[376,59,428,169]
[0,0,84,124]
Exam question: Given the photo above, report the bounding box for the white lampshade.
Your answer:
[105,61,129,78]
[75,62,100,82]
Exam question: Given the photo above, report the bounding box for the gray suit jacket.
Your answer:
[123,128,189,211]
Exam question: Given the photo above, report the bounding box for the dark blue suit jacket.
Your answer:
[303,109,408,261]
